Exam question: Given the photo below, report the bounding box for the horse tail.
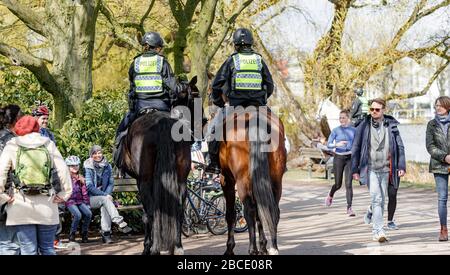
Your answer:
[152,116,179,251]
[249,123,279,240]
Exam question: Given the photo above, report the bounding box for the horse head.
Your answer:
[174,76,206,142]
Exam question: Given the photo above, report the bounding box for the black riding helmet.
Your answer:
[141,32,164,48]
[233,28,253,46]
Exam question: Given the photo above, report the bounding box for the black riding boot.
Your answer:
[69,232,76,242]
[206,140,221,174]
[81,231,89,243]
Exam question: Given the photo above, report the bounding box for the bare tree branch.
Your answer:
[197,0,217,38]
[417,0,450,19]
[391,0,450,49]
[255,5,319,32]
[386,59,450,100]
[98,0,141,51]
[0,0,47,37]
[93,38,115,70]
[206,0,254,62]
[120,0,156,35]
[206,1,228,62]
[227,0,253,24]
[252,26,314,146]
[0,42,58,95]
[169,0,188,27]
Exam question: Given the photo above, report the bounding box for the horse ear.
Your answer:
[190,76,197,86]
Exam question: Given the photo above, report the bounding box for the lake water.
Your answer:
[397,124,430,163]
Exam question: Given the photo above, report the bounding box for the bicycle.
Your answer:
[182,175,226,236]
[182,161,248,236]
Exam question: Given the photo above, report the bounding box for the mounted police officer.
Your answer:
[205,27,274,173]
[350,87,369,127]
[115,32,190,158]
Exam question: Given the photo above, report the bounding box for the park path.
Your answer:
[58,179,448,255]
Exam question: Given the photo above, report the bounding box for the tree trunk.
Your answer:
[172,26,188,75]
[187,31,210,101]
[44,1,99,127]
[0,0,100,128]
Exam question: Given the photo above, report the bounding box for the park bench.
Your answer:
[299,147,333,182]
[113,178,143,211]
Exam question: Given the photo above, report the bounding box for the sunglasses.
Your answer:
[370,108,382,112]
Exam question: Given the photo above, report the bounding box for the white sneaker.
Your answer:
[118,222,132,234]
[373,231,387,243]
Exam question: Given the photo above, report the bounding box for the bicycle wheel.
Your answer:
[206,195,228,235]
[182,200,197,237]
[234,199,248,233]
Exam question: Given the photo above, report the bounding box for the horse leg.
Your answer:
[172,182,186,255]
[243,196,258,255]
[139,181,160,255]
[142,211,153,255]
[256,216,268,255]
[139,180,154,255]
[223,177,236,255]
[267,180,282,255]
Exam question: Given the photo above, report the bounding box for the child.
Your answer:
[65,156,92,243]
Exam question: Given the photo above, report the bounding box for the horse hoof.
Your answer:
[249,250,259,255]
[174,247,184,255]
[268,248,279,255]
[224,250,235,255]
[259,249,268,255]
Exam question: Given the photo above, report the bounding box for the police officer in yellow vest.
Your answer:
[116,32,190,141]
[205,28,274,173]
[350,87,369,127]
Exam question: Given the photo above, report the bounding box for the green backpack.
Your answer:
[14,145,52,193]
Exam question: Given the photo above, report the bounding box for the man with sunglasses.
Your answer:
[351,98,406,242]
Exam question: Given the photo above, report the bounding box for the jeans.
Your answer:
[13,224,58,255]
[90,196,124,232]
[369,170,389,234]
[0,221,20,255]
[434,174,449,226]
[329,154,353,208]
[67,203,92,234]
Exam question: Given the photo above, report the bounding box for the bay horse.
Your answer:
[119,76,201,255]
[218,105,286,255]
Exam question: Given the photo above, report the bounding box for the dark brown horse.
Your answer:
[119,77,201,255]
[218,106,286,255]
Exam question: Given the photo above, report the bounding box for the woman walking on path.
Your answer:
[325,110,356,216]
[426,96,450,242]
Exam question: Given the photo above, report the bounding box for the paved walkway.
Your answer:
[58,178,447,255]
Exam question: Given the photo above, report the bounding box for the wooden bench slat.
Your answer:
[114,178,137,185]
[112,178,141,210]
[114,185,139,192]
[118,205,143,211]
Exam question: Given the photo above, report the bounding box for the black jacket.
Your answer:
[426,118,450,174]
[128,50,186,111]
[211,48,274,107]
[351,115,406,189]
